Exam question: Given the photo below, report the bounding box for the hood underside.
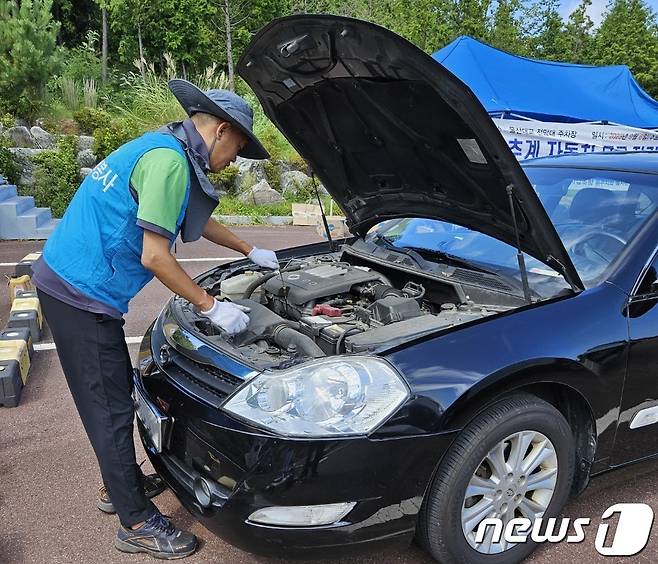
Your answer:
[238,15,583,290]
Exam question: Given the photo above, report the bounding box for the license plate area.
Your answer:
[133,372,172,453]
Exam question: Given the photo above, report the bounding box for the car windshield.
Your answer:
[368,166,658,291]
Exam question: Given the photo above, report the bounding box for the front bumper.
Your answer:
[138,323,459,558]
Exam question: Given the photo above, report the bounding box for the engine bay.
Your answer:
[176,245,521,370]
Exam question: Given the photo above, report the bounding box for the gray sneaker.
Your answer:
[115,513,197,559]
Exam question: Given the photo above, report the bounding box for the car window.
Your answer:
[368,167,658,292]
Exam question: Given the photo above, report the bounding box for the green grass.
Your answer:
[215,196,293,218]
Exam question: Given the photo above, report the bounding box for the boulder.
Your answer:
[78,135,94,152]
[6,126,35,148]
[76,148,97,168]
[280,170,311,197]
[8,147,48,186]
[237,179,284,206]
[30,126,54,149]
[80,167,93,178]
[234,156,267,191]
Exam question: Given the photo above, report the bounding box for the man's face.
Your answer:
[209,122,248,172]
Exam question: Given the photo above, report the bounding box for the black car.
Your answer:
[135,14,658,563]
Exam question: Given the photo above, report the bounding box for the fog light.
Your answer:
[193,477,212,508]
[248,502,356,526]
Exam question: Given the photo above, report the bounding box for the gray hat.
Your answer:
[168,79,269,160]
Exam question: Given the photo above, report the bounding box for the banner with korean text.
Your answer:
[493,118,658,161]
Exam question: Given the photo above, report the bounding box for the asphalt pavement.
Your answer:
[2,226,658,564]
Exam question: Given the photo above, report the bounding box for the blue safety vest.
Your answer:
[43,132,191,314]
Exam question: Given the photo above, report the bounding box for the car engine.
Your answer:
[192,253,499,368]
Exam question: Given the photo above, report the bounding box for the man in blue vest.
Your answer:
[33,80,279,559]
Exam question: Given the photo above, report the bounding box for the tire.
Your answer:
[417,393,575,564]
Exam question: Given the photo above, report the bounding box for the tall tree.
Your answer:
[210,0,249,91]
[593,0,658,96]
[526,0,566,60]
[559,0,594,63]
[452,0,493,40]
[488,0,525,53]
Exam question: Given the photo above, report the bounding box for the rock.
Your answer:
[76,148,97,168]
[30,126,54,149]
[80,167,93,177]
[78,135,94,152]
[234,156,267,191]
[280,170,311,197]
[8,147,48,185]
[14,118,29,128]
[6,126,35,148]
[237,179,284,206]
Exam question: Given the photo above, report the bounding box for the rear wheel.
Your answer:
[418,393,575,563]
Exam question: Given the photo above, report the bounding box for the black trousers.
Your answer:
[38,289,156,527]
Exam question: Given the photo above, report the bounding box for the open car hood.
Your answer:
[238,15,584,291]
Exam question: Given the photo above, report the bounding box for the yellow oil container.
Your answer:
[8,275,34,303]
[0,340,30,384]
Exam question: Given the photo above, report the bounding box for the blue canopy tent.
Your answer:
[432,36,658,128]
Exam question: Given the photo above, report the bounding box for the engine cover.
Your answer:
[263,262,384,305]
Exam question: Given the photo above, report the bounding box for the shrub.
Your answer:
[0,113,14,128]
[93,118,141,160]
[30,135,80,217]
[0,138,20,184]
[263,160,281,192]
[208,164,239,192]
[61,31,102,82]
[73,107,111,134]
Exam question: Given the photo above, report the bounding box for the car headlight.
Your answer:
[221,357,409,437]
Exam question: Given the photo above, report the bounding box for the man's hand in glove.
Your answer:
[248,247,279,269]
[200,299,250,335]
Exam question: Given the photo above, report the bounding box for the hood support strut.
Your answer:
[506,184,532,304]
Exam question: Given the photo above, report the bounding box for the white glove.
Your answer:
[248,247,279,269]
[200,299,250,335]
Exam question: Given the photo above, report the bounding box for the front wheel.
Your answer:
[418,393,575,564]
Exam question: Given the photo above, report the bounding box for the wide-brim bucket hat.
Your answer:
[168,79,269,160]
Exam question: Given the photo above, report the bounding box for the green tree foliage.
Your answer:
[593,0,658,96]
[107,0,218,75]
[0,0,61,118]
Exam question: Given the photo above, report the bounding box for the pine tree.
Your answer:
[0,0,61,118]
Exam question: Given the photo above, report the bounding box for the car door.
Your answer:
[612,249,658,465]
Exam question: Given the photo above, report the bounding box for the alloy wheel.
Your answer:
[461,430,559,554]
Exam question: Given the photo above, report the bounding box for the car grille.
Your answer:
[162,350,244,408]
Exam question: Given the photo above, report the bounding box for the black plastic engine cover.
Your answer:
[263,262,384,305]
